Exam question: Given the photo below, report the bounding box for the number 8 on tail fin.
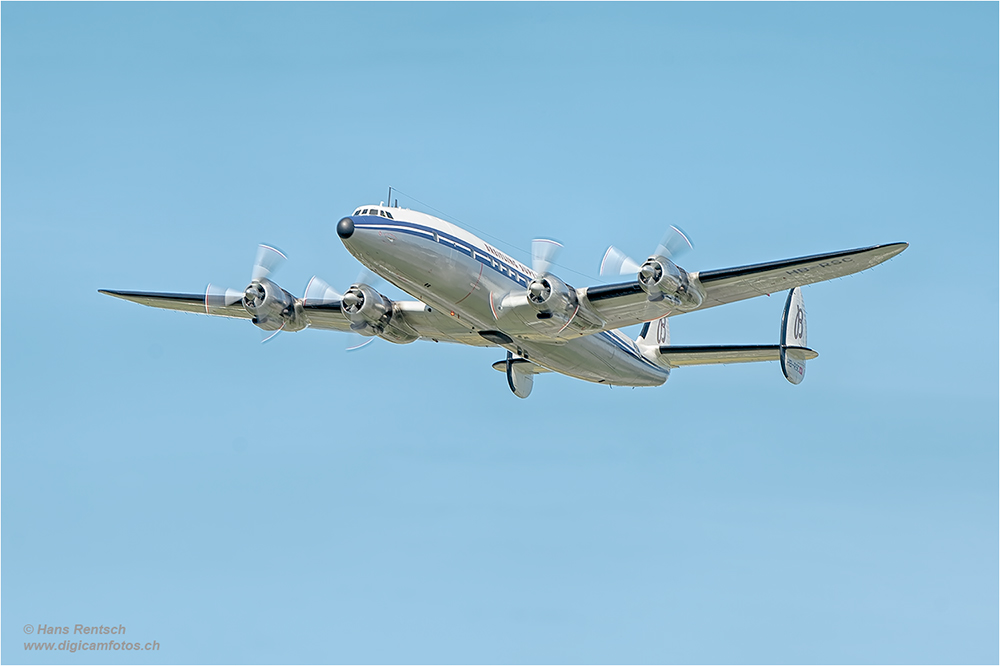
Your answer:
[780,287,809,385]
[636,314,669,349]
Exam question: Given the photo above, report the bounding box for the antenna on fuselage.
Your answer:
[388,186,392,208]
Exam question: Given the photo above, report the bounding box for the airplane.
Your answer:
[100,200,907,398]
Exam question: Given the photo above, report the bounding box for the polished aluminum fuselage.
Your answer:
[342,209,669,387]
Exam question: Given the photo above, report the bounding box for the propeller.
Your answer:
[302,276,342,305]
[261,323,284,344]
[251,244,286,282]
[654,225,694,261]
[310,270,383,352]
[599,225,694,277]
[599,246,642,277]
[204,284,243,314]
[346,336,375,352]
[204,243,290,342]
[205,245,384,349]
[527,279,551,303]
[531,238,563,276]
[302,275,373,351]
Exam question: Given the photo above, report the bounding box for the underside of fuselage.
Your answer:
[340,212,669,387]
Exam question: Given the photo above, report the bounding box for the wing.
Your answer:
[658,344,818,368]
[692,242,908,311]
[99,289,354,331]
[581,242,907,330]
[99,289,495,345]
[99,289,252,319]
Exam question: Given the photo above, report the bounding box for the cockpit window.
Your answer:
[384,211,393,220]
[354,208,361,215]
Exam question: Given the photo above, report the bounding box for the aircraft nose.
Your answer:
[337,217,355,239]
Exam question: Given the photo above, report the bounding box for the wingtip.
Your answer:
[885,242,909,258]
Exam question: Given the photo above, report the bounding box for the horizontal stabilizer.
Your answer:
[657,344,818,368]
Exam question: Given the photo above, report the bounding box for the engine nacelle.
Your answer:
[526,275,577,318]
[637,256,704,310]
[341,283,391,335]
[242,278,306,332]
[340,283,418,344]
[494,273,604,340]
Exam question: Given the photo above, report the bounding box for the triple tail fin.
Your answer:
[642,287,817,384]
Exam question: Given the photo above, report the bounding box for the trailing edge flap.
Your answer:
[657,344,818,368]
[491,358,552,374]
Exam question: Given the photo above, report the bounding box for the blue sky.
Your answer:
[2,3,997,664]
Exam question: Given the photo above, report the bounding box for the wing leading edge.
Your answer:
[582,242,907,330]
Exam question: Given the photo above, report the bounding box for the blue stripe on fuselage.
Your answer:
[353,216,534,287]
[350,216,664,373]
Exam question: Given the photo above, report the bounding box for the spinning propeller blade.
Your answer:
[600,246,642,277]
[251,244,287,282]
[531,238,563,275]
[346,335,376,352]
[261,322,285,343]
[204,283,244,313]
[654,225,694,261]
[302,276,342,305]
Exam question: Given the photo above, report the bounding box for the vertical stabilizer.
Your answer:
[637,315,671,372]
[637,315,669,349]
[780,287,808,384]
